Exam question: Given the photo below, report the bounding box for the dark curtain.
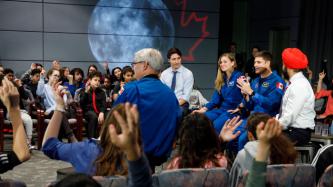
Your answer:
[298,0,333,83]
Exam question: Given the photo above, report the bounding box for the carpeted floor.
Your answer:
[1,150,71,187]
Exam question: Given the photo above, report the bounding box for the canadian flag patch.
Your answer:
[276,82,284,90]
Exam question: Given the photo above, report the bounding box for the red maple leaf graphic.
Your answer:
[175,0,210,61]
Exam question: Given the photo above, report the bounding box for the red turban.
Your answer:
[282,48,308,69]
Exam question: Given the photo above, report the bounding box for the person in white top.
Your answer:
[278,48,315,146]
[160,48,194,110]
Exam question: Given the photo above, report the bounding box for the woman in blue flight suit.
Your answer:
[193,53,243,134]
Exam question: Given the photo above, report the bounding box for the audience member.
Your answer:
[235,51,285,150]
[79,71,106,139]
[60,67,70,84]
[84,65,98,83]
[245,118,282,187]
[52,60,61,70]
[278,48,315,146]
[166,113,228,170]
[20,63,44,85]
[53,173,101,187]
[101,75,112,101]
[64,68,84,97]
[112,66,134,101]
[229,113,297,187]
[193,53,243,133]
[108,103,152,187]
[24,68,41,100]
[109,67,122,90]
[316,71,333,119]
[312,144,333,183]
[114,48,180,172]
[42,84,140,176]
[3,68,34,149]
[37,68,76,142]
[0,78,30,174]
[160,47,194,111]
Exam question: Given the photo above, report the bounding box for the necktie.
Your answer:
[171,71,177,91]
[92,90,99,114]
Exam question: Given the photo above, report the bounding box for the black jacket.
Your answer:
[79,87,106,114]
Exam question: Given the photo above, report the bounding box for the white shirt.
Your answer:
[278,72,315,130]
[160,65,194,102]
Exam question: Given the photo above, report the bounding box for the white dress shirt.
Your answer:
[160,65,194,102]
[278,72,315,130]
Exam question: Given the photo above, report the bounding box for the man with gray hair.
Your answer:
[113,48,180,172]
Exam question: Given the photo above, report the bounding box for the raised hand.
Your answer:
[85,80,91,93]
[103,62,109,70]
[98,112,104,125]
[108,103,141,160]
[14,78,22,87]
[256,118,282,144]
[51,81,65,108]
[219,116,243,142]
[67,74,73,83]
[40,68,46,76]
[0,78,20,110]
[319,71,326,80]
[30,63,36,70]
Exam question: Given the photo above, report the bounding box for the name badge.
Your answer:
[228,81,234,86]
[262,82,269,87]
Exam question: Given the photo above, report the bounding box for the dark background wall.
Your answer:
[0,0,332,99]
[220,0,332,82]
[0,0,221,98]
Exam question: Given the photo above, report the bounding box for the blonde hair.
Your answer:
[214,53,236,93]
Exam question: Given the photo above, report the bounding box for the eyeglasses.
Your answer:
[53,74,60,78]
[131,61,145,67]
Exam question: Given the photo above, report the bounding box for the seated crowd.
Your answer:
[0,46,332,187]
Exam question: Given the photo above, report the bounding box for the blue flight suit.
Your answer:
[113,74,180,158]
[204,70,243,133]
[237,72,285,150]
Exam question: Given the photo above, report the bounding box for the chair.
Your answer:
[237,164,316,187]
[152,168,229,187]
[0,108,10,152]
[97,176,127,187]
[36,105,83,149]
[295,143,315,163]
[318,164,333,187]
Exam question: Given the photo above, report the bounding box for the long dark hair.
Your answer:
[110,67,122,83]
[176,113,223,168]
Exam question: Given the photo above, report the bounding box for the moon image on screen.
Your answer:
[88,0,175,66]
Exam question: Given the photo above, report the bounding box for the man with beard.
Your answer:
[278,48,315,145]
[234,51,285,150]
